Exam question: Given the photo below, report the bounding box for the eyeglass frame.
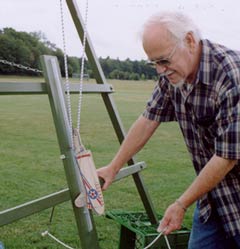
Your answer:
[146,41,180,68]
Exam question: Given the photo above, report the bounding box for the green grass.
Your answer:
[0,76,195,248]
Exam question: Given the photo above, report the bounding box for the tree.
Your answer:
[0,27,157,80]
[0,28,55,75]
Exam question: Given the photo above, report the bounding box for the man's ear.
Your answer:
[184,32,196,53]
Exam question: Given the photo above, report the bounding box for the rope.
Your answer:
[76,0,89,133]
[59,0,73,146]
[41,231,76,249]
[41,226,172,249]
[143,227,172,249]
[41,207,78,249]
[164,235,172,249]
[41,229,172,249]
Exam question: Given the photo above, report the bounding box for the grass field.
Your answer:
[0,76,195,248]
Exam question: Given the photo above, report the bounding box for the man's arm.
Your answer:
[158,154,237,234]
[97,115,160,190]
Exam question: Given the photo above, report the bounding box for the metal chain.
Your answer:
[59,0,73,146]
[60,0,89,145]
[0,59,43,74]
[76,0,89,133]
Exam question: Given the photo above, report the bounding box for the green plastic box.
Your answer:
[106,210,190,249]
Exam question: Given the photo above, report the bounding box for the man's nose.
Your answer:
[156,64,167,74]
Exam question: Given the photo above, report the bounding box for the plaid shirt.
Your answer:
[143,39,240,237]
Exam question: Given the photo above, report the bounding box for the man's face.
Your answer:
[143,25,196,86]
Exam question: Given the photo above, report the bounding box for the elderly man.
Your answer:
[98,11,240,249]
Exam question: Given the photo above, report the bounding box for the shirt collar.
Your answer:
[194,39,214,86]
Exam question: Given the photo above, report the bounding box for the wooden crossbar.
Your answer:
[0,82,113,95]
[0,189,70,227]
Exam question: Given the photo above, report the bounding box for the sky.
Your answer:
[1,0,240,60]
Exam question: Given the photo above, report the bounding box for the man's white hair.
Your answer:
[142,11,202,43]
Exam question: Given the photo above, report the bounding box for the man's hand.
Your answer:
[157,155,236,235]
[157,201,186,235]
[97,165,117,191]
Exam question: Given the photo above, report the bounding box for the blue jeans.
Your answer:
[188,205,240,249]
[0,242,4,249]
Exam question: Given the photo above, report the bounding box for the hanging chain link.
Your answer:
[76,0,89,132]
[60,0,88,144]
[0,59,43,74]
[60,0,89,144]
[59,0,73,146]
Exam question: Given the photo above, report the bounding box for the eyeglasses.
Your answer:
[146,42,179,68]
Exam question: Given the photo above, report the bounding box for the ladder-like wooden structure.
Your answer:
[0,1,158,248]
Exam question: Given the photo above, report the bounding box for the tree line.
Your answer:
[0,28,157,80]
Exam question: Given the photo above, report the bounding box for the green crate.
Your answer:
[106,210,190,249]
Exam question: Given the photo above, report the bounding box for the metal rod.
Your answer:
[0,162,146,227]
[0,82,113,95]
[0,189,70,227]
[41,55,100,249]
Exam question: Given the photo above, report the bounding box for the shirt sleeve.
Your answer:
[215,82,240,159]
[142,79,176,122]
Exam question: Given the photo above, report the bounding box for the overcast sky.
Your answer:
[1,0,240,60]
